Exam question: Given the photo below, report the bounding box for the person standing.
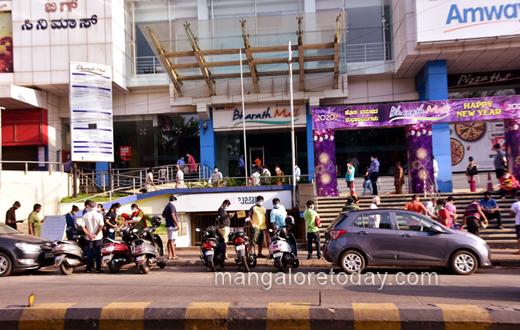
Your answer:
[177,156,186,170]
[342,196,359,212]
[362,167,372,196]
[217,199,234,258]
[433,199,451,227]
[248,196,267,258]
[270,198,287,229]
[368,196,381,228]
[105,203,121,239]
[500,169,519,199]
[238,155,245,178]
[303,200,323,260]
[394,162,404,195]
[480,191,504,229]
[404,195,427,215]
[424,197,439,218]
[186,153,197,173]
[466,156,479,192]
[294,163,301,183]
[345,161,355,195]
[494,143,507,183]
[176,165,186,188]
[275,165,285,185]
[162,196,179,260]
[463,200,488,236]
[65,205,79,240]
[28,204,44,236]
[251,169,261,186]
[509,192,520,255]
[78,201,104,273]
[210,166,223,187]
[262,165,271,184]
[5,201,24,230]
[445,196,457,228]
[433,156,439,192]
[368,155,380,195]
[145,168,157,192]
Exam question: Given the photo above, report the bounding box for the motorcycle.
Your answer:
[101,225,138,273]
[131,217,166,274]
[52,228,88,275]
[268,216,299,273]
[228,219,257,272]
[197,224,226,272]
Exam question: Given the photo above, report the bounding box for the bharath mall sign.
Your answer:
[213,105,302,128]
[231,107,300,126]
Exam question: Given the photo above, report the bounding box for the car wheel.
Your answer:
[0,252,12,277]
[450,251,478,275]
[339,250,365,274]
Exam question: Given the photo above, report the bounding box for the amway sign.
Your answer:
[416,0,520,43]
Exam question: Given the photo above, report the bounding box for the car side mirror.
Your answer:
[430,225,444,234]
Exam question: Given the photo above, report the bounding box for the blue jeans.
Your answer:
[363,180,373,195]
[108,230,115,240]
[85,240,102,272]
[307,232,322,259]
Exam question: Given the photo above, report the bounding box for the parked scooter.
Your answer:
[131,217,166,274]
[268,216,299,273]
[228,219,257,272]
[197,224,226,272]
[101,225,138,273]
[52,228,88,275]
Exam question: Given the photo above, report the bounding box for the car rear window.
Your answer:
[328,214,347,229]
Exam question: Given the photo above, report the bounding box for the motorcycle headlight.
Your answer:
[15,243,41,253]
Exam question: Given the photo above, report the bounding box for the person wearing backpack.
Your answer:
[463,200,488,236]
[303,200,323,260]
[466,157,479,192]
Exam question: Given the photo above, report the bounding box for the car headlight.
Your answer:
[15,243,41,253]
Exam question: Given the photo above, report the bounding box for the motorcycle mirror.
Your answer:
[244,218,250,222]
[109,228,115,233]
[133,229,138,233]
[195,228,201,232]
[268,229,273,233]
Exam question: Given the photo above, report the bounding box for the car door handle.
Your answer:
[400,233,412,237]
[357,231,369,235]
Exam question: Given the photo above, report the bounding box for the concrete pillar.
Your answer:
[199,111,216,170]
[306,105,314,180]
[415,60,452,192]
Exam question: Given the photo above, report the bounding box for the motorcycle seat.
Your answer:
[103,238,120,244]
[271,237,285,242]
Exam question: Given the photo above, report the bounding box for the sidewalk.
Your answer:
[167,248,520,268]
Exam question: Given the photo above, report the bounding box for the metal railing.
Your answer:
[0,160,68,174]
[346,42,392,63]
[136,56,164,75]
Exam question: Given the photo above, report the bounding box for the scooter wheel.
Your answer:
[275,259,288,273]
[60,262,74,275]
[108,260,119,274]
[139,259,151,274]
[158,261,166,269]
[241,255,250,273]
[293,259,300,269]
[250,256,257,268]
[208,260,216,272]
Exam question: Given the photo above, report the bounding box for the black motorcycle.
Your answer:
[131,217,166,274]
[197,225,226,272]
[228,219,257,272]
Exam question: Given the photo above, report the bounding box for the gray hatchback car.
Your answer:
[323,209,491,275]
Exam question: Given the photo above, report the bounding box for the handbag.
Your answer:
[468,166,478,176]
[315,217,321,227]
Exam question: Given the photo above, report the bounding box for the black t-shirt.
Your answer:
[5,208,16,230]
[162,203,177,228]
[218,207,231,227]
[106,210,117,226]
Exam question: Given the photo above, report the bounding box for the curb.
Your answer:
[1,304,520,330]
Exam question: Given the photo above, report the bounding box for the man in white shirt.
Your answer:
[368,196,381,228]
[176,165,185,188]
[77,201,104,273]
[424,197,439,218]
[146,168,157,192]
[294,164,301,183]
[509,192,520,255]
[251,170,261,186]
[210,166,223,187]
[433,156,439,192]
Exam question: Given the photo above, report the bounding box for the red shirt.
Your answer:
[438,208,450,227]
[404,202,425,214]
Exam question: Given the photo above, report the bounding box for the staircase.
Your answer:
[316,192,518,249]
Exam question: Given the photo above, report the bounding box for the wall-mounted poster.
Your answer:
[450,122,505,172]
[0,12,13,73]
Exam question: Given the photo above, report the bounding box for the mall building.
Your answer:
[3,0,520,197]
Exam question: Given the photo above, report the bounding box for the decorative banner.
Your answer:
[70,62,114,162]
[0,12,13,73]
[406,124,434,194]
[120,146,131,161]
[313,129,338,197]
[505,119,520,180]
[313,95,520,130]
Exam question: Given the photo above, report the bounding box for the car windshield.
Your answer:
[0,222,19,235]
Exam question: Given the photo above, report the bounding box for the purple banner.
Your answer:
[505,119,520,180]
[406,124,434,194]
[313,129,338,197]
[313,95,520,129]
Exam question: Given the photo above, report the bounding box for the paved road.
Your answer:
[2,265,520,309]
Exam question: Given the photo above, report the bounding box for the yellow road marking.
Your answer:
[267,302,311,330]
[437,304,491,330]
[99,302,151,330]
[352,303,400,330]
[185,302,230,330]
[19,303,76,330]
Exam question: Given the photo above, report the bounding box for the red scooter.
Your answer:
[101,225,138,273]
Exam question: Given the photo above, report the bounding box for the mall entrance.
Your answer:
[335,127,407,177]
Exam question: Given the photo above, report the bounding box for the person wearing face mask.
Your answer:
[303,200,323,260]
[162,196,180,260]
[508,192,520,254]
[480,191,503,229]
[105,203,122,239]
[368,196,381,228]
[248,196,267,257]
[28,204,45,236]
[128,203,147,235]
[66,205,80,240]
[368,155,380,195]
[217,199,235,258]
[270,198,287,229]
[77,200,105,273]
[275,165,285,185]
[210,166,223,187]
